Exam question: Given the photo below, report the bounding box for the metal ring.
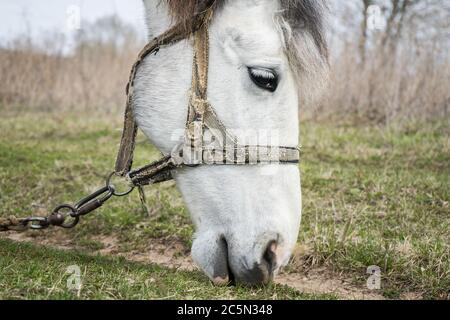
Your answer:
[53,204,79,229]
[106,172,135,197]
[26,217,49,230]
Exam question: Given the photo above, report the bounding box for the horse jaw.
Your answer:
[135,0,301,284]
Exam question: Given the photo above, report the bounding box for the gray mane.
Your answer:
[279,0,328,59]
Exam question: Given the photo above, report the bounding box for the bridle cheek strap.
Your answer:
[115,9,300,188]
[114,10,213,177]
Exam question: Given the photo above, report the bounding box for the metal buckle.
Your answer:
[170,143,185,166]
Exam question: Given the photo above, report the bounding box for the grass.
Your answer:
[296,121,449,299]
[0,112,448,299]
[0,239,334,300]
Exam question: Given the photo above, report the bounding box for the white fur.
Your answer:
[136,0,301,283]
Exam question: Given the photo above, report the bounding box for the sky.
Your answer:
[0,0,146,49]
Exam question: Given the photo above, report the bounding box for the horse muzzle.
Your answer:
[192,231,283,286]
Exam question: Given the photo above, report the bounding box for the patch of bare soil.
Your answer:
[1,233,418,300]
[2,232,196,272]
[94,235,197,272]
[5,231,74,251]
[276,269,385,300]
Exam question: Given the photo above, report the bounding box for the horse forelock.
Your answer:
[164,0,220,24]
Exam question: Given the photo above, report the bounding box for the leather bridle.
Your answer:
[115,6,300,188]
[0,5,301,233]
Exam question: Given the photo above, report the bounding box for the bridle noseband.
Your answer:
[115,7,300,187]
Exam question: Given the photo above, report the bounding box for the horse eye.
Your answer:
[247,67,278,92]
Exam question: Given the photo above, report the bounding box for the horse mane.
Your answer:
[163,0,329,97]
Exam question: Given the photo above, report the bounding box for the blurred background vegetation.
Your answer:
[0,0,449,125]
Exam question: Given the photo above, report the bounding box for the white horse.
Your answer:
[134,0,328,285]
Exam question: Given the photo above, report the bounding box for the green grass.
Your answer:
[297,121,449,299]
[0,113,448,299]
[0,239,332,300]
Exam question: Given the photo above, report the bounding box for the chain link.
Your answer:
[0,173,134,232]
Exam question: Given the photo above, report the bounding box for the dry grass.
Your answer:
[0,16,140,114]
[0,15,448,125]
[308,43,450,125]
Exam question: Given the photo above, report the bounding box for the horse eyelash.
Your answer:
[249,68,276,79]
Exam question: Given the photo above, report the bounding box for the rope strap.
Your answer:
[0,216,26,232]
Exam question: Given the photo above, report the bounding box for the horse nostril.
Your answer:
[222,237,236,284]
[262,240,278,273]
[232,240,278,285]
